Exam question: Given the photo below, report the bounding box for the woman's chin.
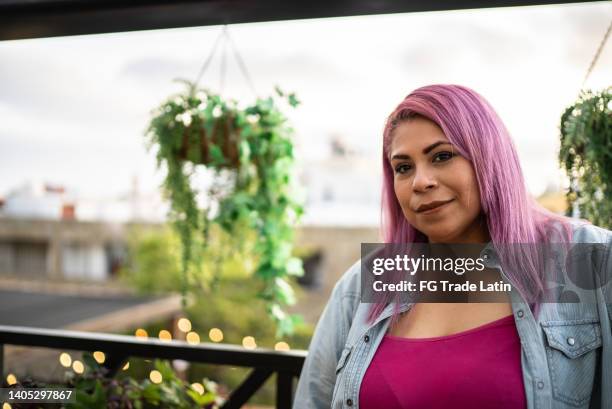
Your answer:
[421,225,463,243]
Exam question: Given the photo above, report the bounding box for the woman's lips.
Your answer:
[418,199,454,215]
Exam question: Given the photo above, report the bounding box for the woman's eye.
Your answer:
[433,151,454,162]
[395,164,412,174]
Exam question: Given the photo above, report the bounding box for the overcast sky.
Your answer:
[0,2,610,200]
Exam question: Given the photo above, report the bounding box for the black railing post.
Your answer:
[103,354,129,378]
[276,370,294,409]
[221,368,273,409]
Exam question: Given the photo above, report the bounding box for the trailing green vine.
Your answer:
[146,81,305,336]
[559,87,611,229]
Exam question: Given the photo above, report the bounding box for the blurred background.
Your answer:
[0,1,610,406]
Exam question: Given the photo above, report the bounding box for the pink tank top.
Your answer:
[359,314,527,409]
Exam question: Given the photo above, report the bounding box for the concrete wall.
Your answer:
[0,217,379,325]
[0,217,136,279]
[292,225,380,324]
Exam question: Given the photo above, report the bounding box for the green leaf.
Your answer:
[275,277,296,305]
[286,257,304,277]
[142,382,162,403]
[82,353,99,371]
[71,380,106,409]
[154,360,176,381]
[288,93,300,107]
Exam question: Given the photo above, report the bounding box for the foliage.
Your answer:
[120,225,314,405]
[5,356,222,409]
[184,285,313,405]
[120,223,260,296]
[559,87,612,228]
[67,355,223,409]
[121,226,315,341]
[145,81,305,336]
[132,291,313,405]
[120,225,314,343]
[181,277,314,351]
[120,226,183,294]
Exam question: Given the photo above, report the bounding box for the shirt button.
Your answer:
[517,310,524,318]
[567,337,575,346]
[346,398,353,406]
[364,335,370,343]
[537,381,545,389]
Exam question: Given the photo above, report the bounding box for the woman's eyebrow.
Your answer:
[423,141,451,154]
[390,141,451,160]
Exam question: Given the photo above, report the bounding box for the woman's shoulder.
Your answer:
[569,220,612,243]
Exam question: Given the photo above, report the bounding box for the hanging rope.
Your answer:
[580,17,612,89]
[220,25,228,93]
[194,25,226,86]
[224,28,258,97]
[193,24,258,97]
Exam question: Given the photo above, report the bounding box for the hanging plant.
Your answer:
[559,87,611,229]
[146,80,305,336]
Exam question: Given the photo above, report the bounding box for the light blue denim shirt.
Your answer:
[293,223,612,409]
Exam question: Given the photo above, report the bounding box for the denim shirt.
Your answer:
[293,223,612,409]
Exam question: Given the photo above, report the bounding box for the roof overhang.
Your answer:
[0,0,596,41]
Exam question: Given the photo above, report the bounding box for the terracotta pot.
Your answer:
[178,115,240,168]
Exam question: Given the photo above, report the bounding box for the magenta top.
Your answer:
[359,314,527,409]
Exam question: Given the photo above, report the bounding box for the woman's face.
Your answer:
[389,117,489,243]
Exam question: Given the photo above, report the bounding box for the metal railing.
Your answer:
[0,325,307,408]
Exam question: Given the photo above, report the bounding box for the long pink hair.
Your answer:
[369,84,576,323]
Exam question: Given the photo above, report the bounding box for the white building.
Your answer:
[0,180,166,281]
[300,136,381,227]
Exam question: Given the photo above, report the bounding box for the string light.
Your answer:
[59,353,72,367]
[122,362,130,370]
[177,318,192,332]
[93,351,106,364]
[149,370,162,384]
[135,329,148,338]
[72,361,84,374]
[6,374,17,386]
[186,331,200,345]
[274,342,290,351]
[242,336,256,349]
[158,330,172,341]
[209,328,223,342]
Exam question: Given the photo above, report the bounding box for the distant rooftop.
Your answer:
[0,287,181,331]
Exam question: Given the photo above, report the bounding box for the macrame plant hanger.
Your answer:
[176,25,260,303]
[579,18,612,90]
[192,25,258,98]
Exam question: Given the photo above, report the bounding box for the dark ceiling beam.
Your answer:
[0,0,597,41]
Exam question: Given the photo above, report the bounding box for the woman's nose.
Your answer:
[412,167,438,192]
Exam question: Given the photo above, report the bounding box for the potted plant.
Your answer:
[559,87,611,228]
[146,81,305,336]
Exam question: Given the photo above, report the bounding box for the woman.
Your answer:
[293,85,612,409]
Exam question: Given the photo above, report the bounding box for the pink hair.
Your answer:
[369,84,577,323]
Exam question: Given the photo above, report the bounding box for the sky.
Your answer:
[0,2,610,201]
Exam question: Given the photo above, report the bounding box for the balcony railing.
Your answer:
[0,325,307,408]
